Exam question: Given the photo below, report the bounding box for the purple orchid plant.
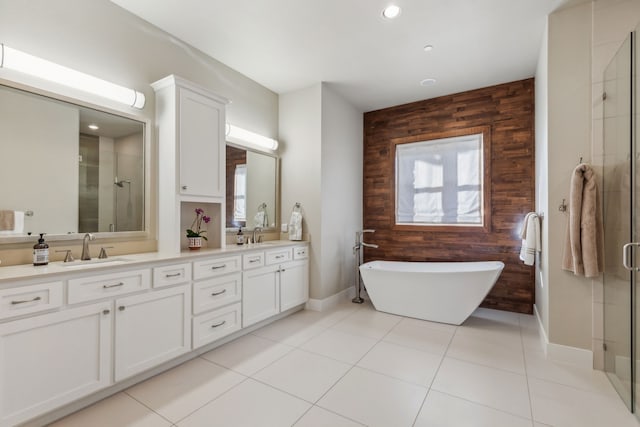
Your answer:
[186,208,211,240]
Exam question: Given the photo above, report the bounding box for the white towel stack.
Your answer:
[519,212,541,266]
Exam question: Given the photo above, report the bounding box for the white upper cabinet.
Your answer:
[178,87,225,198]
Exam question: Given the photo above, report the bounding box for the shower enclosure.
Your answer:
[602,26,639,419]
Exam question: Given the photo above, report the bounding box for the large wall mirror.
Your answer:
[226,144,278,231]
[0,83,146,239]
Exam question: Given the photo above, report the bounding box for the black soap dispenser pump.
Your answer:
[33,233,49,266]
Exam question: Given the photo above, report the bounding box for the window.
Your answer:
[233,164,247,222]
[395,133,484,226]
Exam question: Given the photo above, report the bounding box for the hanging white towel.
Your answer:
[289,211,303,241]
[0,210,25,235]
[519,212,540,266]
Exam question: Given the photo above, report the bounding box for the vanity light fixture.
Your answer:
[382,5,401,19]
[0,44,146,109]
[226,123,279,151]
[420,78,437,87]
[88,124,99,131]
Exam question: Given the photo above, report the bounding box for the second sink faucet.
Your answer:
[252,227,263,244]
[81,233,95,260]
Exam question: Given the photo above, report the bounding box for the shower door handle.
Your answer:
[622,243,640,271]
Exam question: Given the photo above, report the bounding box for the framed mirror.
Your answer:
[0,83,146,239]
[225,144,278,231]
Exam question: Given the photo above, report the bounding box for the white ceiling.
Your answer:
[111,0,573,112]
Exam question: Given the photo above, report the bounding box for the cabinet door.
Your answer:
[114,285,191,381]
[280,260,310,312]
[242,265,279,327]
[0,302,112,427]
[178,88,224,198]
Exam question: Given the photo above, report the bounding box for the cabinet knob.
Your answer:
[181,185,188,190]
[118,306,126,311]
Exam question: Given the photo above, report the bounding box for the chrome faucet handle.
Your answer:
[56,249,75,263]
[98,246,114,259]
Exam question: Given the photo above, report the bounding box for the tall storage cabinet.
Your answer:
[152,75,229,253]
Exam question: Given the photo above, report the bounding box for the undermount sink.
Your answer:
[58,258,132,269]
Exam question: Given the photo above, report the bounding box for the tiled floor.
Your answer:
[50,301,639,427]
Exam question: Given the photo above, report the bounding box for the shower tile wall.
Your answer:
[591,0,640,370]
[363,79,535,314]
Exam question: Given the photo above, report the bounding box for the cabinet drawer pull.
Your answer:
[278,268,286,273]
[181,185,188,190]
[211,320,226,328]
[11,296,42,305]
[211,289,227,296]
[118,306,126,311]
[249,258,260,263]
[103,309,110,315]
[165,272,182,278]
[103,282,125,289]
[275,255,285,259]
[211,264,227,270]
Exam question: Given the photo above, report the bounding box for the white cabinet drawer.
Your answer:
[242,252,265,270]
[293,246,309,260]
[192,302,241,349]
[193,256,241,280]
[193,273,241,315]
[153,262,192,288]
[265,248,292,265]
[0,282,63,320]
[68,269,151,304]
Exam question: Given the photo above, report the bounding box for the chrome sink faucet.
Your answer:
[81,233,95,260]
[252,227,263,244]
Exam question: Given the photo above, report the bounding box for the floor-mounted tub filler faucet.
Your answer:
[353,230,378,304]
[81,233,95,261]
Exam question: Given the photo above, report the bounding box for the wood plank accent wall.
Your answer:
[362,78,535,314]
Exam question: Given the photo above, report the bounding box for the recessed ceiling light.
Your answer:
[88,124,99,130]
[382,5,401,19]
[423,44,434,52]
[420,78,437,87]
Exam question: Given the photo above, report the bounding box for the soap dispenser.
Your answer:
[33,233,49,266]
[236,227,244,245]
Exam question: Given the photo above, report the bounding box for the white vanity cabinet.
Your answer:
[280,260,310,312]
[114,284,191,381]
[0,301,112,427]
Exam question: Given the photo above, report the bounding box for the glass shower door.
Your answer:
[603,32,633,411]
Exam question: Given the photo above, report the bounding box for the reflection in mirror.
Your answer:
[0,84,144,237]
[225,145,277,231]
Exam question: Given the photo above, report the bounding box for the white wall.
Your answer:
[0,88,79,234]
[279,83,363,301]
[535,18,550,338]
[320,83,363,298]
[279,84,323,298]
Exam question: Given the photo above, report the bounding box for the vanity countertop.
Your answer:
[0,240,308,284]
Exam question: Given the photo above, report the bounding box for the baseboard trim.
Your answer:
[306,286,355,311]
[533,304,594,369]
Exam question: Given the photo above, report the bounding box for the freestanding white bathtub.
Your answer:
[359,260,505,325]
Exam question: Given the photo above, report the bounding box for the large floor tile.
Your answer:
[432,357,531,418]
[293,406,365,427]
[318,366,427,427]
[471,307,521,327]
[200,333,293,376]
[529,377,638,427]
[252,314,327,346]
[300,304,360,328]
[176,378,310,427]
[49,392,172,427]
[525,349,618,396]
[446,330,525,374]
[253,348,351,402]
[124,357,245,423]
[414,390,532,427]
[382,317,455,357]
[357,341,442,386]
[300,328,378,364]
[330,307,402,340]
